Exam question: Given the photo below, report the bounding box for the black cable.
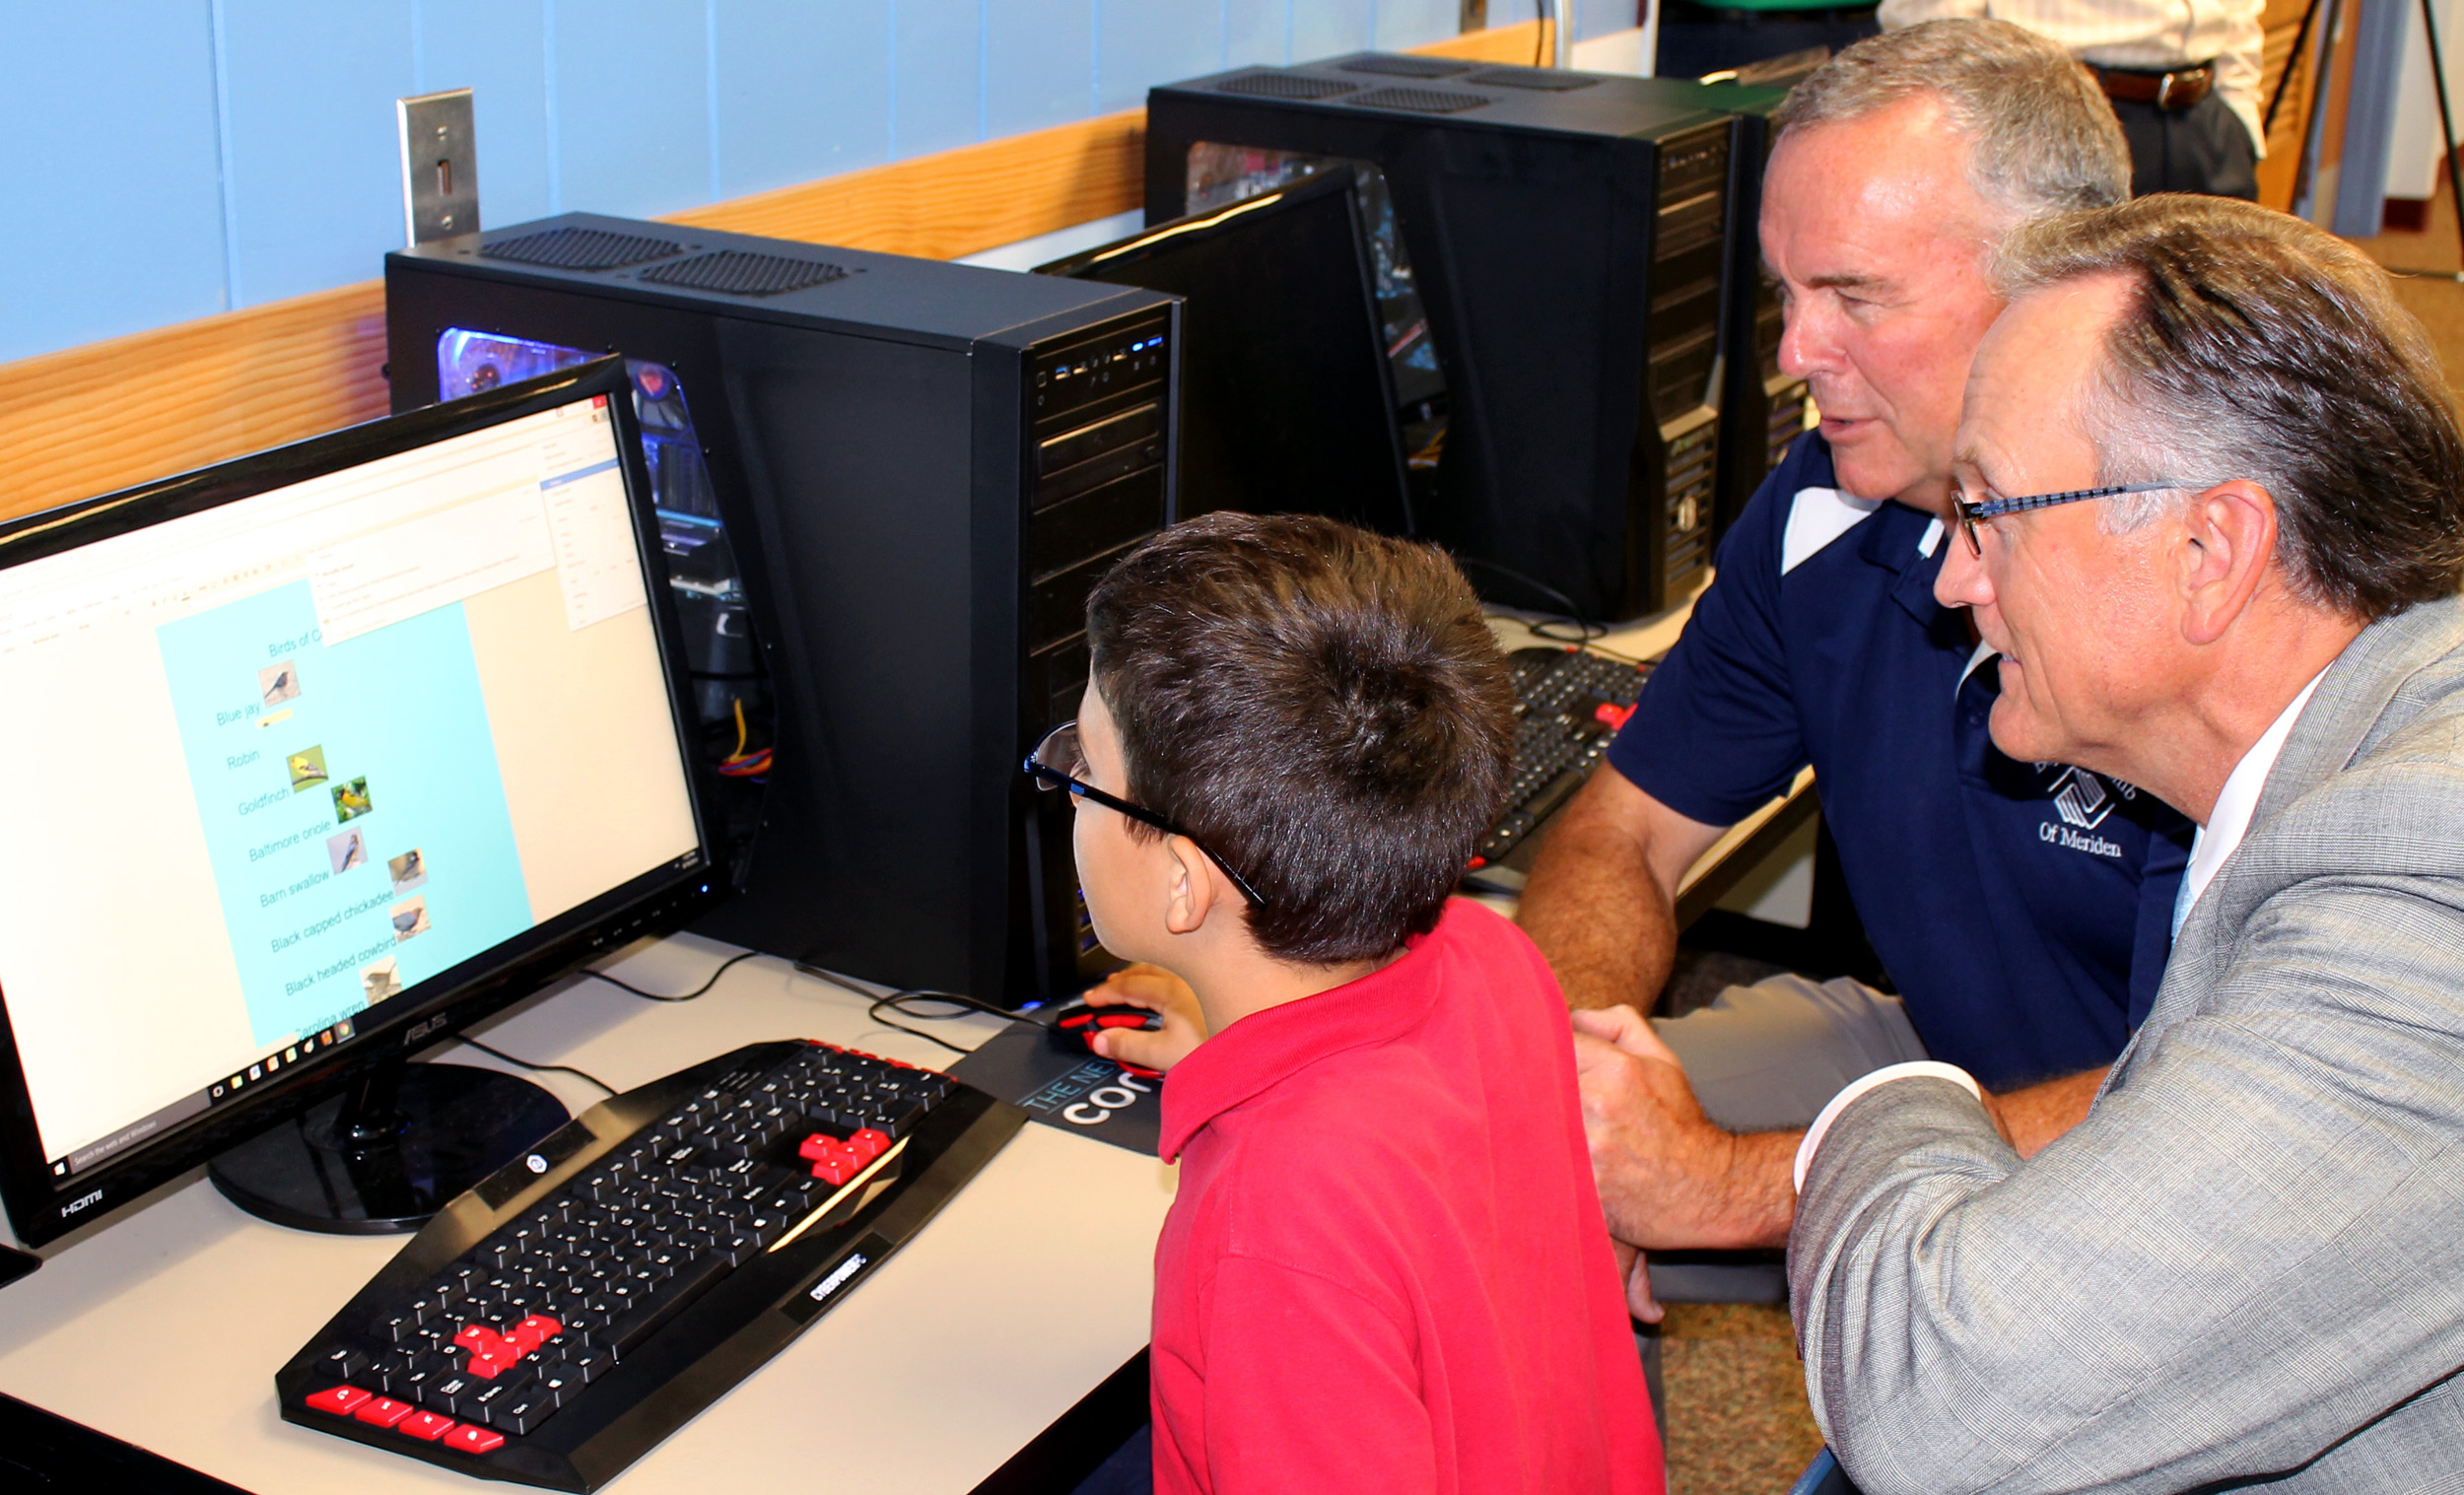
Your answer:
[1579,638,1657,666]
[1491,609,1657,665]
[1457,555,1608,644]
[1534,0,1551,67]
[580,948,760,1002]
[455,1035,618,1099]
[862,990,1012,1055]
[1528,615,1609,645]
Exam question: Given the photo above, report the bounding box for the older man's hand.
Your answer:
[1608,1238,1666,1325]
[1570,1004,1801,1252]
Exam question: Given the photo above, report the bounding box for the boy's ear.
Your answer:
[1160,834,1222,937]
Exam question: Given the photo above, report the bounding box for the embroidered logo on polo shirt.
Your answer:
[2050,767,2114,830]
[2036,765,2130,858]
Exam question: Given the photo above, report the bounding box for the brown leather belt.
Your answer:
[2092,63,2215,112]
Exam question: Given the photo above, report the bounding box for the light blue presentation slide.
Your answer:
[158,581,534,1047]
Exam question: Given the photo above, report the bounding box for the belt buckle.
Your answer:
[2156,71,2178,109]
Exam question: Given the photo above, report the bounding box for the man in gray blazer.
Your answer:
[1766,196,2464,1485]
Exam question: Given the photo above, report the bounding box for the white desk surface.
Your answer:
[0,935,1176,1494]
[0,588,1802,1494]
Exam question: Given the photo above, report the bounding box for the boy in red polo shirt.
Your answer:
[1029,513,1662,1494]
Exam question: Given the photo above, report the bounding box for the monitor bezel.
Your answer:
[0,359,728,1247]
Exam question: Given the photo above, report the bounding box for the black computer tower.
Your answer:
[386,213,1180,1007]
[1145,56,1741,621]
[1698,82,1810,544]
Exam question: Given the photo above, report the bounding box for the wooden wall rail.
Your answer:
[0,21,1547,525]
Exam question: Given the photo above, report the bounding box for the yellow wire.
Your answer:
[730,698,748,761]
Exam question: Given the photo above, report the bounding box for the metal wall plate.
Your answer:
[397,89,480,245]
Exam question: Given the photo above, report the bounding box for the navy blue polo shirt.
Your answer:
[1611,434,2192,1091]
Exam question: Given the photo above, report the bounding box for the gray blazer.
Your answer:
[1789,593,2464,1493]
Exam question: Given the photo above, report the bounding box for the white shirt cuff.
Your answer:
[1793,1061,1984,1193]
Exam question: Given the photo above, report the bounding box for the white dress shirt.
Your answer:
[1796,667,2330,1191]
[2172,668,2327,937]
[1877,0,2268,154]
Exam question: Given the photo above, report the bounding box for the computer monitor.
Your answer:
[1037,166,1414,536]
[0,360,725,1246]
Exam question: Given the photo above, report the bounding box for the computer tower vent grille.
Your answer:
[1466,66,1602,91]
[638,250,850,297]
[1214,70,1357,100]
[1350,87,1491,114]
[1338,54,1474,79]
[479,227,685,271]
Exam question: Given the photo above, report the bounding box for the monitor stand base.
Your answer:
[208,1060,570,1235]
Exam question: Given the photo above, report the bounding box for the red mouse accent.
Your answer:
[1050,998,1167,1080]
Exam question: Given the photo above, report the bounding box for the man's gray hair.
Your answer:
[1995,195,2464,621]
[1776,20,2130,227]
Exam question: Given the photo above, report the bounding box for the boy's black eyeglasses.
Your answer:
[1024,721,1272,911]
[1952,479,2185,557]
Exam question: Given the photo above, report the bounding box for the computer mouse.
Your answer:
[1049,999,1166,1078]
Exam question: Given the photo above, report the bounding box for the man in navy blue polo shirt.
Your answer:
[1521,22,2193,1303]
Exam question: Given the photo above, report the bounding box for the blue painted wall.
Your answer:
[1,0,1568,366]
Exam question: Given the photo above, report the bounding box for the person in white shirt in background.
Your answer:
[1879,0,2266,198]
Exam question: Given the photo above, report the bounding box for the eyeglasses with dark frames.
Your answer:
[1023,721,1272,911]
[1953,480,2187,558]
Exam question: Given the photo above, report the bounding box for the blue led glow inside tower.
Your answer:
[436,331,762,747]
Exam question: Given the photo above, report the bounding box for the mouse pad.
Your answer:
[949,1020,1163,1157]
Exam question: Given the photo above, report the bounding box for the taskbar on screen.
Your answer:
[46,1011,367,1182]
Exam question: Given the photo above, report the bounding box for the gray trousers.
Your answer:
[1643,974,1926,1304]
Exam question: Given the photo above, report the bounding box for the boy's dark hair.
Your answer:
[1085,512,1514,966]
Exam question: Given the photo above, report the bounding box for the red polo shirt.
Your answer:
[1151,899,1662,1494]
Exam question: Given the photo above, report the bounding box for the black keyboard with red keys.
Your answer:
[278,1039,1025,1490]
[1471,646,1657,869]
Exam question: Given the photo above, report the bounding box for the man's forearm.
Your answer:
[1521,817,1678,1011]
[1993,1066,2107,1159]
[1702,1129,1804,1250]
[1676,1084,2092,1249]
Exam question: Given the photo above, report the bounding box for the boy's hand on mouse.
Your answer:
[1084,963,1207,1073]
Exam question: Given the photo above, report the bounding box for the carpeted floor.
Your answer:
[1662,1303,1826,1494]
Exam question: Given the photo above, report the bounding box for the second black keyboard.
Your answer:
[1472,646,1657,868]
[279,1039,1025,1491]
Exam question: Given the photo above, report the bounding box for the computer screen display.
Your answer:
[0,376,704,1207]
